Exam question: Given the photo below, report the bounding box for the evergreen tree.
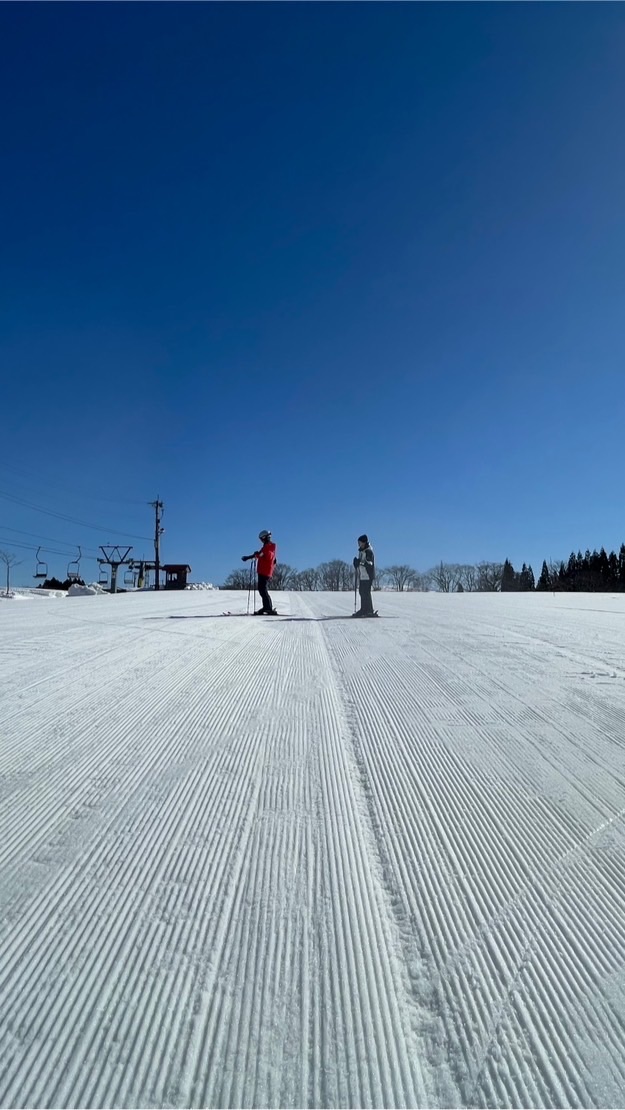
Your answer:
[581,550,592,590]
[608,550,619,590]
[597,547,610,590]
[519,563,535,591]
[536,560,551,591]
[501,558,517,592]
[619,544,625,590]
[589,550,600,590]
[575,551,585,591]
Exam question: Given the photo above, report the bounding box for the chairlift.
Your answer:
[98,562,109,587]
[67,546,82,582]
[34,547,48,580]
[123,563,135,587]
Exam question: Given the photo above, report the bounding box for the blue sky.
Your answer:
[2,3,625,587]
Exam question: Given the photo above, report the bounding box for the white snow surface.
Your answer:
[2,589,625,1109]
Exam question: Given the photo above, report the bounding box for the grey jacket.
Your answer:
[354,544,375,583]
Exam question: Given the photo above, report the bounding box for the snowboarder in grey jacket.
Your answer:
[353,534,376,617]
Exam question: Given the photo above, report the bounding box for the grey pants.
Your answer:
[358,579,374,615]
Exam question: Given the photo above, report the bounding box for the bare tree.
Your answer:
[271,563,296,591]
[428,562,464,593]
[428,562,450,592]
[0,550,22,597]
[318,559,352,591]
[292,567,320,591]
[458,564,479,592]
[411,571,431,592]
[476,561,504,592]
[372,565,387,591]
[384,565,418,591]
[221,567,253,590]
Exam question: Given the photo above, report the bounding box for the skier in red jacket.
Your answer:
[242,530,278,614]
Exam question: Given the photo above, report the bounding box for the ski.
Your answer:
[221,610,280,616]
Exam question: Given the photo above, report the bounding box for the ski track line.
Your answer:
[0,615,246,782]
[0,622,282,1108]
[406,634,621,1101]
[413,624,625,834]
[0,625,257,896]
[421,611,625,751]
[0,624,172,736]
[0,595,220,702]
[324,608,625,1109]
[464,604,625,676]
[186,602,428,1110]
[4,592,625,1108]
[386,615,625,832]
[0,627,266,983]
[296,596,427,1108]
[0,610,149,692]
[0,610,244,757]
[1,608,426,1110]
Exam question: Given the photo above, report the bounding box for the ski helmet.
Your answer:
[258,529,271,541]
[358,534,369,544]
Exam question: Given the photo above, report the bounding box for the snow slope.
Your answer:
[1,589,625,1108]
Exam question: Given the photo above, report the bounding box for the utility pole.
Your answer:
[150,499,164,591]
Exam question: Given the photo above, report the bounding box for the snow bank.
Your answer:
[67,583,99,598]
[186,582,215,590]
[0,588,66,601]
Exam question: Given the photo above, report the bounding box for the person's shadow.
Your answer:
[157,614,395,622]
[162,614,359,621]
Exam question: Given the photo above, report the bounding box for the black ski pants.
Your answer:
[258,574,273,612]
[358,579,375,615]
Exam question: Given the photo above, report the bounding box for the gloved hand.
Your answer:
[241,555,249,562]
[353,557,359,568]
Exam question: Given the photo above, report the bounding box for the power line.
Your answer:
[0,537,97,559]
[0,526,99,557]
[0,488,153,541]
[0,461,148,507]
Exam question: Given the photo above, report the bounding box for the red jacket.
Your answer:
[255,541,276,578]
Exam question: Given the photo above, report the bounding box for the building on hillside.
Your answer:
[163,564,192,590]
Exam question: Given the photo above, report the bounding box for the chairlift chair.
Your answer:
[123,564,135,587]
[34,547,48,580]
[98,563,109,586]
[67,546,82,582]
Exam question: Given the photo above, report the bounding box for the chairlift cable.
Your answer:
[0,537,96,559]
[0,462,148,507]
[0,489,152,541]
[0,526,99,556]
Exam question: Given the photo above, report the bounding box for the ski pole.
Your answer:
[247,559,254,615]
[253,557,257,614]
[354,565,358,613]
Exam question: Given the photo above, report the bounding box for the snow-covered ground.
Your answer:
[2,589,625,1109]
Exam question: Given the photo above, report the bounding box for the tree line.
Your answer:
[222,559,514,592]
[222,543,625,593]
[535,545,625,592]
